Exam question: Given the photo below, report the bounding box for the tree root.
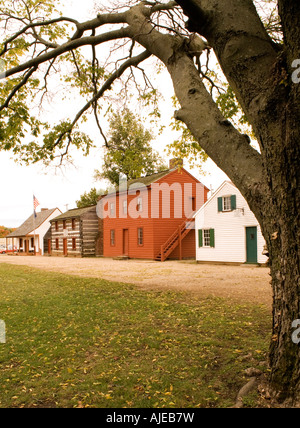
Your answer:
[232,377,259,408]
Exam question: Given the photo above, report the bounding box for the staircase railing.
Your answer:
[157,218,195,262]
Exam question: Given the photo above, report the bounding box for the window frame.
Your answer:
[222,195,232,212]
[72,238,76,250]
[203,229,211,247]
[137,227,144,246]
[110,202,115,217]
[198,229,215,248]
[110,229,116,246]
[123,199,128,215]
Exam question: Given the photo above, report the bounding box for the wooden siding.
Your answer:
[103,168,207,260]
[195,181,268,264]
[51,207,101,258]
[51,217,82,257]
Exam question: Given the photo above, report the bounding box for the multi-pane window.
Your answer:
[123,200,128,215]
[198,229,215,248]
[110,202,115,217]
[72,238,76,250]
[55,221,58,231]
[110,230,115,246]
[63,220,67,229]
[55,239,59,250]
[137,197,143,212]
[222,196,231,212]
[203,229,211,247]
[218,195,236,212]
[72,218,76,230]
[137,228,143,246]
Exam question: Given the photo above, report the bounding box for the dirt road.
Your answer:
[0,255,272,306]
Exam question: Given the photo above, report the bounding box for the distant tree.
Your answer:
[94,110,167,187]
[76,188,105,208]
[0,226,15,238]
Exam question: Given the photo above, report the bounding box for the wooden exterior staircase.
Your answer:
[155,218,195,262]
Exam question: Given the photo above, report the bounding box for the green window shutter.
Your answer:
[218,197,223,212]
[210,229,215,248]
[198,229,203,248]
[231,194,237,211]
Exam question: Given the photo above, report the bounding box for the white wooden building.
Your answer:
[7,208,61,255]
[194,181,268,265]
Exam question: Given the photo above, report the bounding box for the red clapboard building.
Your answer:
[99,160,209,261]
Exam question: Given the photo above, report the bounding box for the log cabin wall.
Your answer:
[50,206,102,258]
[81,211,101,257]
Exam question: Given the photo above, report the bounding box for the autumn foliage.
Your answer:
[0,226,15,238]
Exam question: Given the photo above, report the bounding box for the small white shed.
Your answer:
[194,181,268,265]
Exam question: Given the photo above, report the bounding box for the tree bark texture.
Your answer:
[175,0,300,403]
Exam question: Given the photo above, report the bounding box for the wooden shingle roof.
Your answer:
[50,205,97,222]
[8,208,58,238]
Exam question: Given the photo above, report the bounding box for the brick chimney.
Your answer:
[169,158,183,170]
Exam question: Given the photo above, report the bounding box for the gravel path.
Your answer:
[0,255,272,306]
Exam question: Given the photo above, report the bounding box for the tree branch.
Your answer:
[50,50,152,152]
[0,17,79,57]
[175,0,279,127]
[0,66,38,110]
[122,3,264,197]
[4,27,133,78]
[169,53,263,199]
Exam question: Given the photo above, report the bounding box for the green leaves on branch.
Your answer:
[167,97,208,172]
[76,188,106,208]
[41,121,94,165]
[95,109,167,187]
[0,0,93,165]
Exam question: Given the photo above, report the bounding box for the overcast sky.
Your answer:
[0,0,228,228]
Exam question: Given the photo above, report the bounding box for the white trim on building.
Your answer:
[194,181,268,265]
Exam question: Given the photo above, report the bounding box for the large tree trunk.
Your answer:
[174,0,300,404]
[264,70,300,405]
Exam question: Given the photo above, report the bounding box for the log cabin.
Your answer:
[49,205,102,257]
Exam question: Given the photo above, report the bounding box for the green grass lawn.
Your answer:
[0,263,271,408]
